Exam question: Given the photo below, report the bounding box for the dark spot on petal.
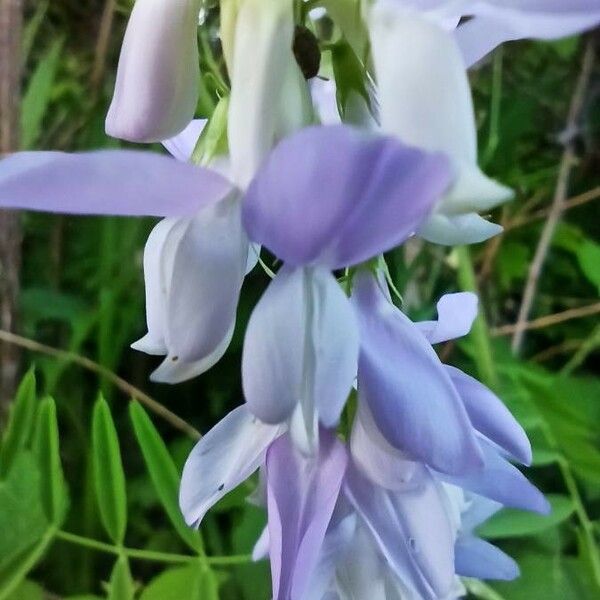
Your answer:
[218,484,225,491]
[172,356,179,362]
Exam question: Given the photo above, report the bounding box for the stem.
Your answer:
[455,246,498,390]
[482,46,503,167]
[0,329,200,440]
[54,530,252,566]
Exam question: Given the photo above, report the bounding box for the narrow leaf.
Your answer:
[139,564,210,600]
[92,395,127,545]
[0,368,37,477]
[129,402,203,553]
[31,397,68,525]
[477,495,575,539]
[107,556,135,600]
[20,38,63,150]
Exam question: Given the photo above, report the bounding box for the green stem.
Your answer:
[55,530,252,566]
[455,246,498,390]
[482,47,503,167]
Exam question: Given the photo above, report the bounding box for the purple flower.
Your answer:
[106,0,202,142]
[240,125,452,451]
[369,4,512,245]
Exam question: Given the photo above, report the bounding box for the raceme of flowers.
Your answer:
[1,0,598,598]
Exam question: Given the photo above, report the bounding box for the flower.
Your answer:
[240,124,452,451]
[369,4,512,245]
[387,1,600,66]
[106,0,202,142]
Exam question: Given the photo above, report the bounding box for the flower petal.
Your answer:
[162,119,207,162]
[446,366,532,465]
[456,2,600,66]
[242,266,358,450]
[267,430,347,600]
[455,536,519,581]
[370,4,511,230]
[243,125,451,269]
[106,0,201,142]
[415,292,478,344]
[228,0,311,187]
[150,197,248,383]
[350,400,419,491]
[439,440,549,514]
[345,463,456,599]
[352,272,483,475]
[179,405,283,527]
[418,211,504,246]
[0,151,232,217]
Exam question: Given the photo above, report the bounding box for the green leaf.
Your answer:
[31,397,68,525]
[0,528,54,600]
[129,402,203,553]
[92,395,127,545]
[477,495,575,539]
[140,564,217,600]
[4,580,43,600]
[107,556,134,600]
[0,368,37,476]
[20,38,63,150]
[0,453,49,571]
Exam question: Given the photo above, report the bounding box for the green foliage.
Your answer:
[92,396,127,545]
[140,564,217,600]
[107,557,135,600]
[129,402,204,553]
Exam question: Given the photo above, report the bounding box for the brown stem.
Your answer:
[0,0,24,424]
[493,301,600,337]
[0,329,201,440]
[511,41,596,355]
[91,0,116,93]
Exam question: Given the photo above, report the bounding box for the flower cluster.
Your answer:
[1,1,599,598]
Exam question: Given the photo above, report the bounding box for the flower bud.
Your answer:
[106,0,201,143]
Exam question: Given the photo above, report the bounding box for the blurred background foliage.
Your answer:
[0,1,599,599]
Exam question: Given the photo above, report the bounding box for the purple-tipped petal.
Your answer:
[352,272,483,475]
[455,536,519,581]
[345,463,456,599]
[415,292,478,344]
[162,119,207,162]
[242,266,358,449]
[243,125,451,269]
[446,366,532,465]
[106,0,201,142]
[179,405,283,528]
[0,151,232,217]
[439,440,550,514]
[350,400,419,491]
[456,2,600,67]
[266,430,347,600]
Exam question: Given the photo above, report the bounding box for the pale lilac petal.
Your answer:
[266,430,347,600]
[415,292,478,344]
[352,271,483,475]
[242,266,358,449]
[243,125,451,269]
[311,78,341,125]
[446,366,532,465]
[350,400,419,491]
[345,463,456,599]
[460,494,503,533]
[106,0,201,142]
[162,119,207,162]
[418,211,504,246]
[228,0,311,187]
[131,218,185,356]
[335,523,389,600]
[439,440,549,514]
[455,536,519,581]
[0,151,232,216]
[457,3,600,67]
[179,405,283,527]
[252,527,270,561]
[149,197,248,383]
